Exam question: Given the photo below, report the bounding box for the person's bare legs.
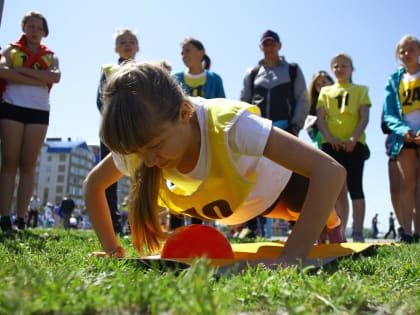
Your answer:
[388,158,403,226]
[413,148,420,236]
[397,149,417,236]
[352,198,365,235]
[0,120,47,221]
[0,120,24,217]
[335,183,349,238]
[15,124,48,218]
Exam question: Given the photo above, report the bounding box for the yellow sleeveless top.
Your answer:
[159,99,260,220]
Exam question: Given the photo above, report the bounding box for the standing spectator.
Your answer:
[240,29,309,135]
[384,212,397,239]
[171,37,226,229]
[43,202,54,227]
[60,193,75,230]
[309,70,350,242]
[96,28,139,235]
[383,34,420,243]
[371,213,379,239]
[0,11,60,231]
[381,111,403,229]
[239,29,309,237]
[317,53,371,242]
[27,193,42,228]
[307,71,334,148]
[174,37,225,98]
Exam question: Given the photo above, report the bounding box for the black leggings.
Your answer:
[322,142,366,199]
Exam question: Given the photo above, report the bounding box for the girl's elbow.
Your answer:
[83,173,97,197]
[334,162,347,183]
[82,177,91,198]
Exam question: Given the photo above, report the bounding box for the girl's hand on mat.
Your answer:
[89,246,125,258]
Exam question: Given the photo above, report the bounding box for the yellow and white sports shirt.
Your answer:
[113,97,292,224]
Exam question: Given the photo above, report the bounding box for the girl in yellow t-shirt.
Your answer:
[316,54,371,242]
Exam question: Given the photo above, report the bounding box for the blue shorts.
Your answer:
[0,102,49,125]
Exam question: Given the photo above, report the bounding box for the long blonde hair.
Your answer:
[308,70,334,115]
[101,62,188,254]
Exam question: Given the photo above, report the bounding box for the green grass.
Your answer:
[0,229,418,315]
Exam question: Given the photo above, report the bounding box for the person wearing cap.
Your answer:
[239,30,309,239]
[240,29,309,136]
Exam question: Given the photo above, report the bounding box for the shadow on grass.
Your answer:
[310,244,380,274]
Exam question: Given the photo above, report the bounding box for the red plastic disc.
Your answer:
[161,224,234,259]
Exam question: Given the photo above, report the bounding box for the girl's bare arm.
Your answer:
[83,153,124,256]
[263,127,346,264]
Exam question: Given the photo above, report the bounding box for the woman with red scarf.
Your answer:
[0,11,60,231]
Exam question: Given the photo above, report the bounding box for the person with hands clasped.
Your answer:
[307,70,334,148]
[84,63,346,264]
[316,54,371,242]
[383,35,420,243]
[0,11,60,232]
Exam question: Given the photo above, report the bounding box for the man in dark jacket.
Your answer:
[60,193,75,230]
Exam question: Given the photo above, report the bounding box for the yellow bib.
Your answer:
[159,99,261,220]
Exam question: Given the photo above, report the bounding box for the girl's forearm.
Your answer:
[85,188,120,253]
[16,67,61,84]
[0,68,45,86]
[281,159,346,262]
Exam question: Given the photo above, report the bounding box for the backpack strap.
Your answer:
[288,62,298,111]
[248,64,260,97]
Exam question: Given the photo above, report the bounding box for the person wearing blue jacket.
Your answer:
[173,37,225,99]
[383,34,420,243]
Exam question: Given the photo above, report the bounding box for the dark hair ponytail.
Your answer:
[181,37,211,69]
[202,54,211,70]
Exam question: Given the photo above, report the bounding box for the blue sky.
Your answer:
[2,0,420,231]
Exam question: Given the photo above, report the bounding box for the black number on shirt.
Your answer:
[183,199,234,220]
[402,87,420,106]
[335,93,349,109]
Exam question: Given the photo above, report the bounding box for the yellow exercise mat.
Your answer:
[144,242,396,268]
[152,225,396,268]
[231,241,388,260]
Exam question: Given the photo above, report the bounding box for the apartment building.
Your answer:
[34,138,130,209]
